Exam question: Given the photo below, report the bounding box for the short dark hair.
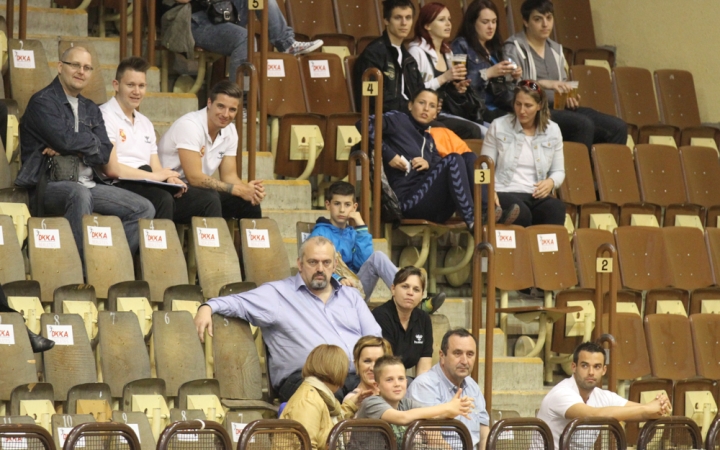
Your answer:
[520,0,554,22]
[572,342,606,364]
[383,0,415,21]
[326,181,356,201]
[115,56,150,82]
[440,328,475,354]
[410,88,439,103]
[209,80,242,102]
[373,355,405,380]
[393,266,425,291]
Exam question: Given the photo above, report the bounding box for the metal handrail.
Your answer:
[65,422,142,450]
[471,241,496,413]
[238,419,312,450]
[236,62,258,181]
[358,67,383,237]
[147,0,156,66]
[0,424,54,450]
[348,150,370,225]
[473,155,496,244]
[594,242,618,391]
[559,417,626,450]
[156,420,232,450]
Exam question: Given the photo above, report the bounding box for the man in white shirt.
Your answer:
[537,342,671,450]
[158,81,264,221]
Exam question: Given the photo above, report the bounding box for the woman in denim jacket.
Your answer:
[481,80,565,227]
[451,0,521,121]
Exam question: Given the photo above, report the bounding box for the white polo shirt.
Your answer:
[537,377,627,450]
[157,107,238,181]
[99,96,157,168]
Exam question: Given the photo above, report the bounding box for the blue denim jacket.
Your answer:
[15,76,113,188]
[481,114,565,189]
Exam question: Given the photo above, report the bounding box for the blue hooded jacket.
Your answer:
[309,217,373,273]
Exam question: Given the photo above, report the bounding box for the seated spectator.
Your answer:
[363,88,519,229]
[345,336,394,402]
[0,285,54,353]
[354,0,481,139]
[15,46,155,257]
[160,0,322,82]
[481,80,566,227]
[279,344,368,450]
[194,236,382,402]
[504,0,626,151]
[158,81,264,221]
[452,0,522,122]
[356,355,474,447]
[310,180,444,312]
[407,328,490,450]
[537,342,671,450]
[372,267,433,376]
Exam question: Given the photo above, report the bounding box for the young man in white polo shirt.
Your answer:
[537,342,671,450]
[101,56,198,221]
[158,81,264,221]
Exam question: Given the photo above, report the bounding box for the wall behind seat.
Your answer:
[590,0,720,122]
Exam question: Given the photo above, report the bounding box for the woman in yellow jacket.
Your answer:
[279,344,371,449]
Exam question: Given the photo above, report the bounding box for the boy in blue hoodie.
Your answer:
[310,181,444,313]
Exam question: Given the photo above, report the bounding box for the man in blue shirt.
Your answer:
[407,328,490,450]
[194,235,382,402]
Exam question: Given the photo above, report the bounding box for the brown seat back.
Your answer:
[240,218,291,286]
[679,146,720,208]
[299,53,352,115]
[572,228,615,289]
[613,66,661,128]
[551,0,597,52]
[602,312,650,381]
[0,214,26,284]
[0,313,38,401]
[526,225,578,291]
[654,69,702,129]
[591,144,642,205]
[212,314,263,400]
[58,41,107,105]
[558,141,597,205]
[82,214,134,299]
[285,0,338,37]
[191,217,242,299]
[552,288,595,355]
[634,144,687,206]
[644,314,696,380]
[344,55,358,112]
[570,65,616,117]
[138,218,188,304]
[662,227,714,290]
[507,0,525,34]
[491,225,534,291]
[334,0,381,39]
[97,311,151,398]
[151,311,206,397]
[706,229,720,284]
[253,52,307,117]
[614,226,670,291]
[689,313,720,379]
[8,39,53,116]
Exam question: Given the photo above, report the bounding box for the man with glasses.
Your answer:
[194,236,382,402]
[16,46,155,258]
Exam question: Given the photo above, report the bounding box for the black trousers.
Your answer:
[435,115,483,140]
[278,370,361,403]
[0,285,17,313]
[496,192,566,227]
[550,107,627,151]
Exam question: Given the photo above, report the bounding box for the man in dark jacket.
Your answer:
[15,46,154,257]
[354,0,481,139]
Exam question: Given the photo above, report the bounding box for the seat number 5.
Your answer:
[249,0,263,9]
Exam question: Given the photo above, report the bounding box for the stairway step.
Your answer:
[6,6,87,37]
[99,66,160,93]
[139,92,198,123]
[32,34,119,66]
[490,389,549,418]
[262,180,311,210]
[476,328,507,358]
[264,209,324,239]
[477,356,544,391]
[0,0,50,8]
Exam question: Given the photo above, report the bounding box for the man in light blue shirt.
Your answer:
[407,328,490,450]
[194,236,382,402]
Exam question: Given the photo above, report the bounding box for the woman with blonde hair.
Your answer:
[280,344,369,449]
[345,336,393,401]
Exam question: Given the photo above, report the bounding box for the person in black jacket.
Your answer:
[353,0,482,140]
[0,285,54,352]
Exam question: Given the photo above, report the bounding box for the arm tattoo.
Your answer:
[200,176,234,194]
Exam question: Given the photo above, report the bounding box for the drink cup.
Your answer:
[451,54,467,68]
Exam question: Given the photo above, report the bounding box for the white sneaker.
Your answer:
[285,39,323,56]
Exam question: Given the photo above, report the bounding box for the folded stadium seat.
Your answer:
[151,311,206,398]
[626,378,674,443]
[8,39,52,116]
[82,215,135,301]
[106,281,154,340]
[334,0,382,41]
[613,67,679,146]
[40,313,97,403]
[551,0,614,67]
[161,284,205,313]
[569,65,617,117]
[645,314,698,380]
[190,217,242,300]
[27,217,84,305]
[121,378,170,442]
[355,36,377,56]
[111,410,156,450]
[50,414,96,449]
[97,311,152,400]
[240,218,290,286]
[175,379,226,423]
[634,144,705,227]
[299,53,361,184]
[425,0,465,40]
[463,139,483,156]
[57,41,107,106]
[507,0,526,35]
[601,312,651,390]
[0,214,26,284]
[679,146,720,227]
[0,187,29,206]
[52,284,99,348]
[284,0,356,57]
[558,141,618,229]
[491,224,534,333]
[343,55,358,111]
[138,218,189,304]
[295,221,314,257]
[689,314,720,381]
[65,382,112,419]
[654,69,720,150]
[0,313,40,410]
[591,144,662,226]
[253,52,326,180]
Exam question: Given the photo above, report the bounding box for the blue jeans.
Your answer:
[191,0,295,80]
[42,182,155,256]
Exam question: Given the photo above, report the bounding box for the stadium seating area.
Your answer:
[2,0,720,448]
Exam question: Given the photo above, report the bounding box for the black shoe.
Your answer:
[497,204,520,225]
[420,292,446,314]
[27,328,54,353]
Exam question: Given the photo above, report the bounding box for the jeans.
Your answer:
[191,0,294,80]
[550,107,627,151]
[42,182,155,256]
[496,192,566,227]
[172,186,262,222]
[357,251,398,302]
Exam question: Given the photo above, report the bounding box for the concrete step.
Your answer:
[0,0,50,8]
[140,92,198,123]
[153,121,171,138]
[262,180,312,210]
[477,356,544,391]
[6,6,87,37]
[99,66,160,92]
[490,389,548,418]
[476,328,507,358]
[264,209,324,239]
[239,151,274,180]
[32,34,120,67]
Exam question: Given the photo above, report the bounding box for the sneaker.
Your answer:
[285,39,323,56]
[497,204,520,225]
[420,292,446,314]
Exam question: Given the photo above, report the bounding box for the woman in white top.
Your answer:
[481,80,565,227]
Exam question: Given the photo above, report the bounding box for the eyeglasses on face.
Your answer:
[61,61,94,72]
